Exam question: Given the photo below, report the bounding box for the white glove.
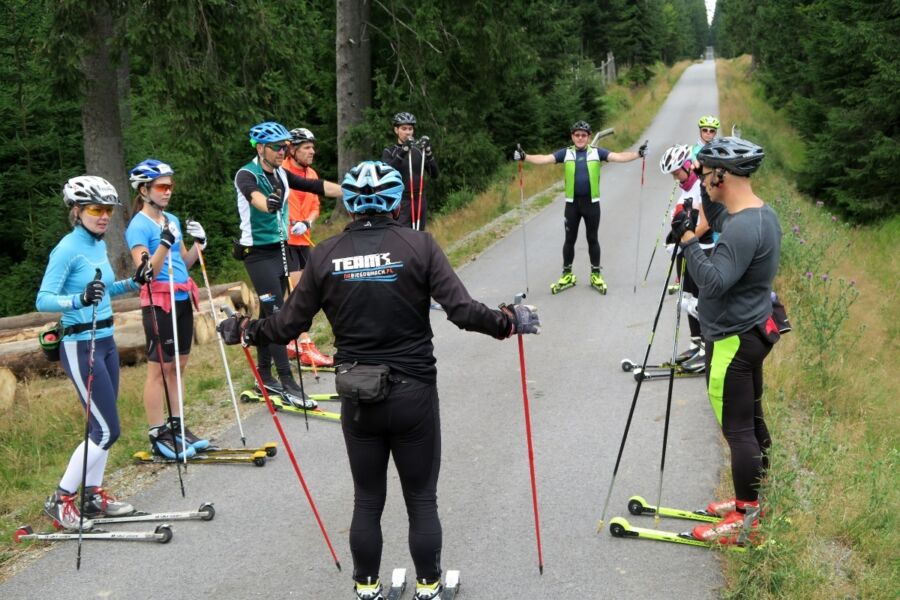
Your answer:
[186,220,207,250]
[680,293,699,319]
[291,220,309,237]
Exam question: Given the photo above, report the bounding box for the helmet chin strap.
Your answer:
[76,218,105,241]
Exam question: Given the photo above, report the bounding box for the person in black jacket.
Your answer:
[218,160,539,600]
[380,112,438,231]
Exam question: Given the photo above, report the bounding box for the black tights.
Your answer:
[244,249,291,379]
[705,328,773,502]
[342,378,442,583]
[562,197,601,268]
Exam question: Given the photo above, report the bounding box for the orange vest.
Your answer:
[283,156,320,246]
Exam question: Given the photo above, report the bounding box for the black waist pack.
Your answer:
[335,362,392,405]
[232,239,250,261]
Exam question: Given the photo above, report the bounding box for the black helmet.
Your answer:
[697,137,765,177]
[392,112,416,126]
[289,127,315,145]
[570,120,592,134]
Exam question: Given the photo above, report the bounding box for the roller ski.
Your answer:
[83,503,215,528]
[386,568,407,600]
[590,270,608,295]
[442,570,461,600]
[240,388,341,423]
[632,365,704,382]
[625,495,719,523]
[204,442,278,457]
[14,523,173,544]
[550,271,576,295]
[133,449,268,467]
[607,517,746,551]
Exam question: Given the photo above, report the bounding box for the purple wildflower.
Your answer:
[805,272,813,279]
[821,274,829,282]
[799,239,806,245]
[792,225,800,234]
[816,200,824,207]
[831,215,837,222]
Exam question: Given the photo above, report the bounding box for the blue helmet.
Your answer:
[341,161,404,214]
[249,121,291,147]
[129,159,175,189]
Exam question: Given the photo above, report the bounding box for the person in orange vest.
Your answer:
[283,127,332,368]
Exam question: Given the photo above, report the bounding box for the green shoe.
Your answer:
[550,271,577,294]
[590,271,608,294]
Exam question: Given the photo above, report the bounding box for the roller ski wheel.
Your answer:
[550,272,576,295]
[590,272,608,295]
[386,568,407,600]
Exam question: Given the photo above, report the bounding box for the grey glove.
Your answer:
[501,303,541,335]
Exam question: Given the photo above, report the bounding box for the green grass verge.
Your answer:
[716,56,899,600]
[0,59,693,577]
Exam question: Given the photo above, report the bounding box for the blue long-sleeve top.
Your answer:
[36,225,138,341]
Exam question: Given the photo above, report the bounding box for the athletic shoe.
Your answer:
[680,343,706,373]
[279,378,318,410]
[675,337,702,364]
[82,487,134,518]
[414,580,443,600]
[150,426,197,460]
[169,416,210,451]
[354,578,384,600]
[590,271,606,288]
[692,504,760,545]
[44,491,86,531]
[299,340,334,367]
[705,497,736,517]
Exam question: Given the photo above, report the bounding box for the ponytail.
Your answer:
[131,192,145,219]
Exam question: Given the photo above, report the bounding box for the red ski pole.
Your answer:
[225,308,341,571]
[515,327,544,574]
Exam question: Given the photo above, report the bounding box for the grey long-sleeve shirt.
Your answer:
[682,192,781,340]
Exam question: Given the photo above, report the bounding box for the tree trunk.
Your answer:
[80,4,131,276]
[334,0,372,219]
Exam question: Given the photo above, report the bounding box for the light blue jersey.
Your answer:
[36,225,137,341]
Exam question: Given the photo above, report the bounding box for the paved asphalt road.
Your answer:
[2,61,724,600]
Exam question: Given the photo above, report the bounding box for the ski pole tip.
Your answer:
[538,564,544,575]
[335,561,342,572]
[595,519,605,533]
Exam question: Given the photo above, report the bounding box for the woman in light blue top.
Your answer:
[36,175,152,530]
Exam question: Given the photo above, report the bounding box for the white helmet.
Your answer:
[63,176,120,207]
[659,144,692,174]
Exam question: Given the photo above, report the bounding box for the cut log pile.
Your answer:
[0,282,257,392]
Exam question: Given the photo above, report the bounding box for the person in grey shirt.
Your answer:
[670,136,782,546]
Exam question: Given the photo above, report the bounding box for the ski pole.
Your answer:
[165,220,188,465]
[597,243,679,531]
[513,294,543,573]
[632,141,647,294]
[274,198,311,428]
[517,144,530,296]
[223,306,341,571]
[193,237,246,446]
[653,245,689,527]
[144,254,186,497]
[641,184,679,285]
[407,142,417,229]
[76,268,102,570]
[415,138,427,231]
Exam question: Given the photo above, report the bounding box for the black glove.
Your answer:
[132,254,154,285]
[419,136,433,158]
[638,142,648,158]
[500,303,541,336]
[670,210,695,242]
[159,221,176,249]
[513,145,526,161]
[217,314,252,346]
[266,190,283,214]
[80,279,106,307]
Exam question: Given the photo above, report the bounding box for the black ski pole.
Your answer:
[273,190,309,431]
[653,215,691,524]
[144,253,187,497]
[597,242,679,531]
[632,140,647,294]
[641,184,679,285]
[76,268,101,570]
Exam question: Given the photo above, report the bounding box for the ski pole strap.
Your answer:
[63,317,114,337]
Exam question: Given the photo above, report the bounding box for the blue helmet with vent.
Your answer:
[129,159,175,189]
[341,161,404,214]
[249,121,291,147]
